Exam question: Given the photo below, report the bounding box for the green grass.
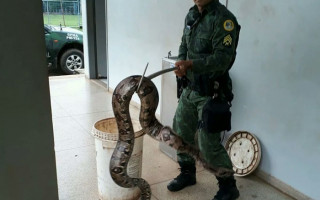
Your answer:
[43,14,82,29]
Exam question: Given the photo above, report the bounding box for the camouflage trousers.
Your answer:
[173,88,233,171]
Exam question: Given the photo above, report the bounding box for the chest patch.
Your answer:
[223,20,234,32]
[223,34,233,46]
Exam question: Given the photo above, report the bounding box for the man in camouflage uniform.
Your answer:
[167,0,240,199]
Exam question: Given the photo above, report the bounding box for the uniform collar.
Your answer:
[191,0,219,15]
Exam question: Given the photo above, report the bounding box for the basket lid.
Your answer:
[225,131,261,176]
[91,118,143,141]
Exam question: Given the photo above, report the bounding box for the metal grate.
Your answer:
[42,0,82,28]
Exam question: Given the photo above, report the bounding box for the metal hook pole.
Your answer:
[146,67,178,80]
[136,63,178,92]
[136,62,149,92]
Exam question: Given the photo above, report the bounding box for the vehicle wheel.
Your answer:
[60,49,84,75]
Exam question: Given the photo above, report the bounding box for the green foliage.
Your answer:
[43,14,82,29]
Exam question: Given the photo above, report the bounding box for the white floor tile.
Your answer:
[49,76,295,200]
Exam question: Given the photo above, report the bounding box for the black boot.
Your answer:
[167,162,196,192]
[213,176,240,200]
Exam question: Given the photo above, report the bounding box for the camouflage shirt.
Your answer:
[178,0,240,97]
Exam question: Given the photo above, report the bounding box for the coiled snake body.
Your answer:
[110,75,233,200]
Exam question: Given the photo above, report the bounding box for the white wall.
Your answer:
[0,0,59,199]
[228,0,320,199]
[107,0,194,104]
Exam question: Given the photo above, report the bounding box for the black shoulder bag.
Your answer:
[202,98,231,133]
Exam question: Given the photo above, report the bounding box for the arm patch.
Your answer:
[223,34,233,46]
[223,20,234,31]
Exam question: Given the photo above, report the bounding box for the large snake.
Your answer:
[110,75,234,200]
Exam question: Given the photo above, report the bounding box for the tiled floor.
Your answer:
[49,75,294,200]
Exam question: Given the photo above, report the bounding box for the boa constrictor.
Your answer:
[110,75,233,200]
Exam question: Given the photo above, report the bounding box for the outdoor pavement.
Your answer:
[49,74,295,200]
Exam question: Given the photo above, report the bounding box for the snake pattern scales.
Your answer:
[110,75,233,200]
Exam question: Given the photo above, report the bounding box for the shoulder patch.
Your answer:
[223,20,234,32]
[223,34,233,46]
